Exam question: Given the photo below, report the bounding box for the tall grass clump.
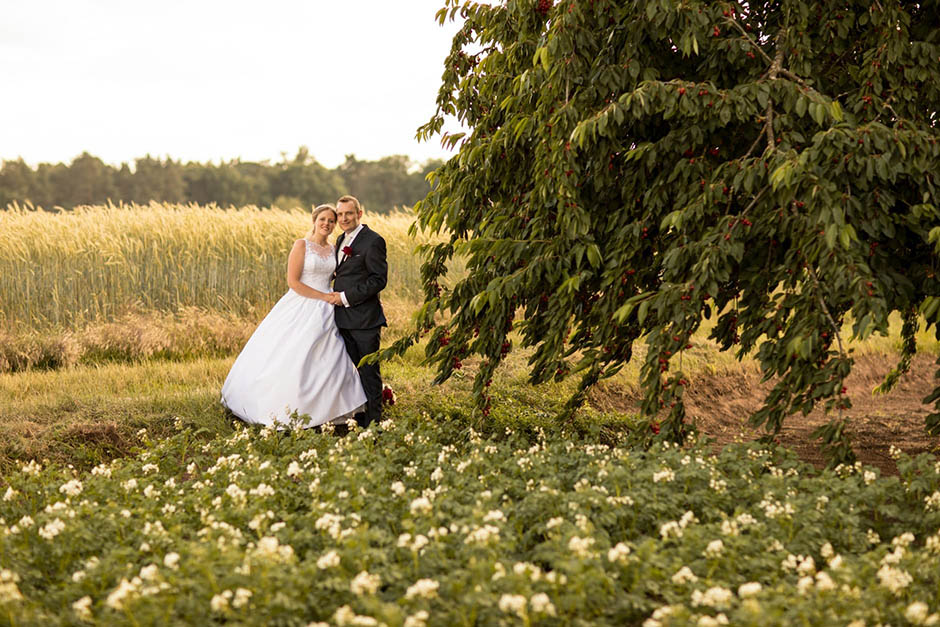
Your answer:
[0,203,452,330]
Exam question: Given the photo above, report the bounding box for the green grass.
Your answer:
[0,358,234,471]
[0,335,649,473]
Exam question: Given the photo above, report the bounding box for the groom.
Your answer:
[327,194,387,428]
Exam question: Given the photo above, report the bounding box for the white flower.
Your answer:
[59,479,83,497]
[317,550,341,569]
[0,569,24,603]
[405,578,439,599]
[906,602,930,625]
[679,511,698,527]
[691,587,733,609]
[738,582,762,597]
[530,592,556,616]
[121,478,138,491]
[608,542,631,564]
[546,517,564,529]
[430,467,444,482]
[249,483,275,497]
[513,562,542,580]
[863,470,877,485]
[567,535,595,558]
[232,588,252,609]
[925,491,940,512]
[893,532,916,548]
[709,478,727,493]
[286,461,302,477]
[21,460,41,476]
[164,553,180,569]
[253,536,294,562]
[2,487,16,502]
[105,578,140,610]
[72,570,87,583]
[867,529,881,545]
[141,463,159,474]
[210,590,231,612]
[410,496,432,515]
[17,515,34,528]
[877,564,913,595]
[464,524,500,545]
[697,616,729,627]
[72,595,93,620]
[403,610,429,627]
[139,564,159,581]
[814,571,835,591]
[350,570,381,596]
[672,566,699,585]
[390,481,405,496]
[704,539,724,558]
[410,534,429,552]
[653,468,675,483]
[143,484,160,499]
[483,509,506,523]
[38,518,66,540]
[314,513,343,539]
[660,520,683,540]
[797,555,816,575]
[796,576,814,595]
[91,463,112,477]
[226,483,246,502]
[498,593,527,617]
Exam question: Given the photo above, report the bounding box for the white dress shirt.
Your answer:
[337,224,364,307]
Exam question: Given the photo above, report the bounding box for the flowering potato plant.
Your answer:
[1,411,939,625]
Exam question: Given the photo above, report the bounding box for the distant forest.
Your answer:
[0,147,442,213]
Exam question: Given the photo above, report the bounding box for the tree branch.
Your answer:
[765,32,786,152]
[724,16,774,65]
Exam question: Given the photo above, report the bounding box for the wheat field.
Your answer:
[0,202,450,330]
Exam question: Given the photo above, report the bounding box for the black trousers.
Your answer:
[338,326,382,427]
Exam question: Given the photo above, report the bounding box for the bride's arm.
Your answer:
[286,240,330,301]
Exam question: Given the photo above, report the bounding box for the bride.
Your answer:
[221,204,367,428]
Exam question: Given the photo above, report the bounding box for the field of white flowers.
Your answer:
[2,406,940,626]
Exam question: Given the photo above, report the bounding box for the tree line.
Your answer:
[0,147,442,213]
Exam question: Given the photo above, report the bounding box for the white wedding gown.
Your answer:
[221,240,367,428]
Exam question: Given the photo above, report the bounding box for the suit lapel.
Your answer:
[335,232,345,268]
[337,225,368,270]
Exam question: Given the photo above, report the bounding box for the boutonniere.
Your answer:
[342,246,354,257]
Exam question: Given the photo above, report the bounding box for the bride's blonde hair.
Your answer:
[304,204,337,240]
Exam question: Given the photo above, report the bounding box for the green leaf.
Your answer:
[586,244,602,268]
[795,96,808,117]
[830,100,843,121]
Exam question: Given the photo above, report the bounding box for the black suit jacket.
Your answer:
[333,225,388,329]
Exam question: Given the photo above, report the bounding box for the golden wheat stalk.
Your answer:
[0,202,451,330]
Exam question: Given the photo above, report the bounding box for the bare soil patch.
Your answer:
[593,353,940,475]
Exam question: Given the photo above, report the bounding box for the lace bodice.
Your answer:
[300,240,336,292]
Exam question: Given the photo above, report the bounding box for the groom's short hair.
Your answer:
[337,195,362,213]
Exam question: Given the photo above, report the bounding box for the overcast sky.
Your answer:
[0,0,465,168]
